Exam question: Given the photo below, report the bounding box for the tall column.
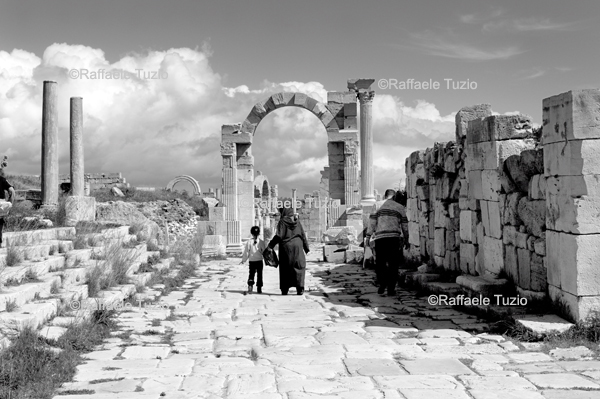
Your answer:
[344,141,360,206]
[292,189,297,213]
[41,81,59,208]
[221,141,242,252]
[221,142,238,221]
[358,90,376,206]
[70,97,84,196]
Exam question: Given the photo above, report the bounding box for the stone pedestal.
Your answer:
[41,81,59,208]
[64,196,96,227]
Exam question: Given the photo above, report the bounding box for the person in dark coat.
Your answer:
[0,169,15,246]
[268,207,310,295]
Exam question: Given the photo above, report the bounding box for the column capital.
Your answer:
[357,90,375,104]
[344,141,358,155]
[220,142,236,156]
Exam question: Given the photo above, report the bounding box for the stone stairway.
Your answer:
[0,225,176,347]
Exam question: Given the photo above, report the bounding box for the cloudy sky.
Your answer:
[0,0,598,197]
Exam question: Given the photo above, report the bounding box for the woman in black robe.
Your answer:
[268,207,310,295]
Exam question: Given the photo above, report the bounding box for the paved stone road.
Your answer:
[55,246,600,399]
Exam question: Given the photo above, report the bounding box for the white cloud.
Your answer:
[0,43,456,197]
[407,31,524,61]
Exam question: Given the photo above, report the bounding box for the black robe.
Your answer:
[268,214,310,290]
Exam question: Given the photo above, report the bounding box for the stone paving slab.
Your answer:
[51,254,600,398]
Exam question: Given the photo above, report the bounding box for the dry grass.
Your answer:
[0,309,117,398]
[86,242,138,297]
[5,244,23,267]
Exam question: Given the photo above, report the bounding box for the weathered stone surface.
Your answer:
[544,139,600,176]
[467,114,533,144]
[525,373,600,389]
[456,104,492,143]
[109,186,125,197]
[64,196,96,226]
[503,192,525,226]
[547,231,600,296]
[482,236,504,277]
[323,226,357,245]
[517,198,545,237]
[546,175,600,234]
[542,89,600,145]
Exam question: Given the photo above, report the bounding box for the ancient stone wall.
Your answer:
[59,172,128,191]
[403,90,600,321]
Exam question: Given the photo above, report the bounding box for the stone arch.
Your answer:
[253,172,270,199]
[166,175,201,196]
[240,92,338,135]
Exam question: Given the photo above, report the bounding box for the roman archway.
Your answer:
[219,80,375,252]
[166,175,201,196]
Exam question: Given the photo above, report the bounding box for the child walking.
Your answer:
[240,226,266,294]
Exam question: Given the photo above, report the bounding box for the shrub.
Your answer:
[5,244,23,267]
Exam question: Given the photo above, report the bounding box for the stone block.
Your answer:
[467,114,533,144]
[547,230,600,296]
[517,248,531,290]
[549,285,600,323]
[534,237,546,256]
[530,253,547,292]
[323,226,357,245]
[503,225,517,246]
[460,243,476,274]
[459,210,475,242]
[344,117,357,130]
[481,170,501,201]
[434,228,446,256]
[504,244,518,282]
[323,244,347,261]
[408,222,420,246]
[448,203,460,219]
[515,231,528,249]
[468,171,483,199]
[503,192,525,226]
[476,221,484,247]
[345,249,363,264]
[542,89,600,145]
[480,200,502,239]
[455,104,492,143]
[517,198,546,237]
[64,196,96,226]
[529,174,546,200]
[546,175,600,234]
[482,236,504,277]
[544,139,600,176]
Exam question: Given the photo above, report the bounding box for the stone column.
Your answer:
[344,141,360,206]
[65,97,96,227]
[292,189,297,213]
[215,188,222,201]
[358,90,376,206]
[41,81,59,208]
[221,142,238,221]
[70,97,84,196]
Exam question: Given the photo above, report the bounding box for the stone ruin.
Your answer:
[39,82,96,226]
[402,89,600,322]
[214,79,377,253]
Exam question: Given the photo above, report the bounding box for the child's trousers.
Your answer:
[247,260,264,288]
